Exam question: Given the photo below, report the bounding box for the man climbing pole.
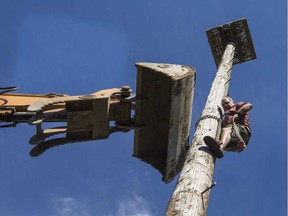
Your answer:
[204,96,253,158]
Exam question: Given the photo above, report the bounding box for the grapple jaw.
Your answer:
[133,63,196,183]
[0,62,196,183]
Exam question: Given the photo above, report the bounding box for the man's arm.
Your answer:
[237,102,253,114]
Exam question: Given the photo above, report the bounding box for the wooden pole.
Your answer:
[166,43,235,216]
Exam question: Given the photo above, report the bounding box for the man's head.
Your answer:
[221,96,234,111]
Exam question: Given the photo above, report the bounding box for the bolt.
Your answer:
[121,86,131,97]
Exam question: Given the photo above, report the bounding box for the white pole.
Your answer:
[166,43,235,216]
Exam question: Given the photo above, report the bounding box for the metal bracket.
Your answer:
[201,182,217,210]
[201,182,217,195]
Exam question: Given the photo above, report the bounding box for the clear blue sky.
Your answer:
[0,0,286,215]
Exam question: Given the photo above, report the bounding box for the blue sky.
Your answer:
[0,0,286,215]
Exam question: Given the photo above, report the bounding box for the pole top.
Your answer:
[206,18,257,67]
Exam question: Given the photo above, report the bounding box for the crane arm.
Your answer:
[0,87,135,156]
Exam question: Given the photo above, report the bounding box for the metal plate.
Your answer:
[66,97,110,140]
[206,18,256,67]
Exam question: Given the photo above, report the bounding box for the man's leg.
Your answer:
[220,125,247,152]
[219,126,232,150]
